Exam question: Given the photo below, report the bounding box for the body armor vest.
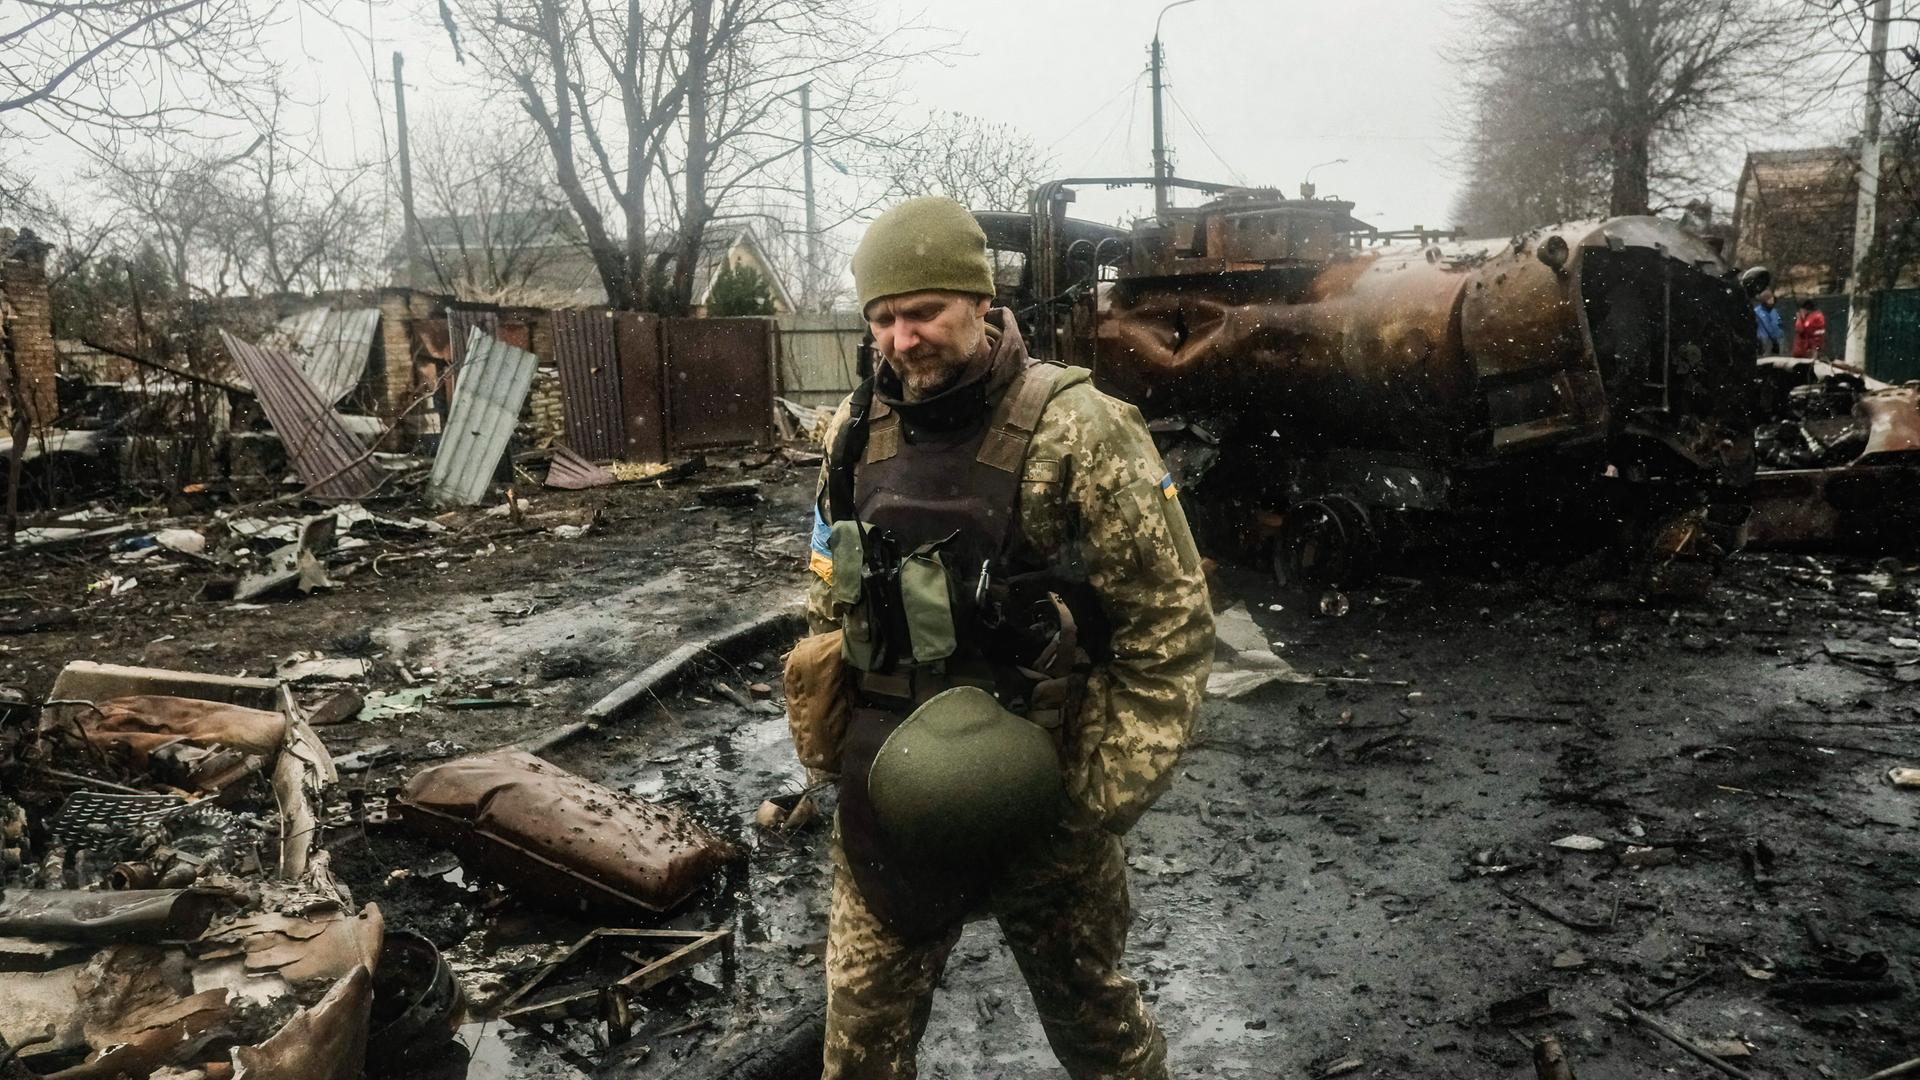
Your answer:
[824,354,1092,939]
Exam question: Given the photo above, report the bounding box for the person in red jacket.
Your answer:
[1794,299,1828,358]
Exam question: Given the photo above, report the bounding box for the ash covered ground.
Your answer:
[5,463,1916,1079]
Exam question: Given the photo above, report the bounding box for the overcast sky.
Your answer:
[368,0,1475,231]
[19,0,1907,256]
[892,0,1469,229]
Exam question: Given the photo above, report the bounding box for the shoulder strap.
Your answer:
[823,378,875,523]
[976,362,1067,474]
[863,401,901,465]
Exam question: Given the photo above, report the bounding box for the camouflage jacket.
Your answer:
[805,342,1214,834]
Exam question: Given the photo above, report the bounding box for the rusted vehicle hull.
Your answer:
[983,191,1759,584]
[1096,217,1754,481]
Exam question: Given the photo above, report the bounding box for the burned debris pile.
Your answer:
[1754,359,1885,469]
[0,639,748,1079]
[0,661,390,1078]
[978,189,1762,591]
[1748,358,1920,551]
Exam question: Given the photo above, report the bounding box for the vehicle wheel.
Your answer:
[1273,497,1375,589]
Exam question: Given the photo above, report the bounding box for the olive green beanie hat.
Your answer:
[852,196,997,314]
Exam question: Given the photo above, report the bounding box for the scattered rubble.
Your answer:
[6,423,1918,1079]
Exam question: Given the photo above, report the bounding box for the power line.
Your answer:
[1121,69,1142,164]
[1166,88,1245,186]
[1051,69,1149,146]
[1085,74,1144,170]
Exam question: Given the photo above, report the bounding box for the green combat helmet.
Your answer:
[867,686,1065,866]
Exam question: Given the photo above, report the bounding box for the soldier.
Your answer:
[789,196,1214,1079]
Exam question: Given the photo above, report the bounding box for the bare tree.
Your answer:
[0,0,281,212]
[0,1,272,124]
[1810,0,1920,288]
[884,111,1054,213]
[441,0,930,313]
[91,117,380,298]
[221,126,381,295]
[405,105,577,301]
[1454,0,1814,222]
[1450,59,1612,235]
[98,144,241,289]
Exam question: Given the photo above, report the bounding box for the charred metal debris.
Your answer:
[0,653,747,1079]
[978,180,1778,593]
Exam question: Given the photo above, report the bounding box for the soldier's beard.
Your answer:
[893,321,988,401]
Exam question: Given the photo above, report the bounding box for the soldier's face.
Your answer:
[866,291,992,399]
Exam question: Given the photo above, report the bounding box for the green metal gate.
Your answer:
[1799,288,1920,382]
[1870,289,1920,383]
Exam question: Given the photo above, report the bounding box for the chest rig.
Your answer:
[821,355,1098,938]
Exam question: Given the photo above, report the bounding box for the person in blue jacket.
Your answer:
[1754,288,1785,355]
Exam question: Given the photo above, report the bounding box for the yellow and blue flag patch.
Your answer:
[1158,472,1179,499]
[809,507,834,583]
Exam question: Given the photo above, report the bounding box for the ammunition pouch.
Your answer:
[829,518,963,675]
[783,630,850,772]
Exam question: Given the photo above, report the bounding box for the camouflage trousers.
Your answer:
[822,822,1168,1080]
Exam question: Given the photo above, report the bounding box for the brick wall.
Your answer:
[0,230,58,431]
[373,289,447,447]
[522,364,567,444]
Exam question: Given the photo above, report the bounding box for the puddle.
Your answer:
[380,571,704,679]
[443,1020,595,1080]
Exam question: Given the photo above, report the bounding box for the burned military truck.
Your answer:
[976,179,1760,587]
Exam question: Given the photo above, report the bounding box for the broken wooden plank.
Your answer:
[1618,1002,1754,1080]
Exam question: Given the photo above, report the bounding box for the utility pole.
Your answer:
[393,51,419,291]
[1149,35,1170,218]
[800,81,821,312]
[1846,0,1893,372]
[1149,0,1200,220]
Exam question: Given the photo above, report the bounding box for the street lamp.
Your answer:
[1301,157,1346,198]
[1150,0,1204,218]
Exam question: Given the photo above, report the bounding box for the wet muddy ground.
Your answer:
[5,465,1917,1079]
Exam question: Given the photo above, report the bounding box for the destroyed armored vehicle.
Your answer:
[977,179,1760,586]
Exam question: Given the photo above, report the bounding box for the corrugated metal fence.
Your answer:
[276,307,380,405]
[445,307,500,399]
[548,313,775,462]
[551,310,626,460]
[666,317,775,449]
[429,330,539,506]
[775,312,864,408]
[219,330,383,502]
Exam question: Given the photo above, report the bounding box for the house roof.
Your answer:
[1733,145,1866,290]
[413,208,581,250]
[403,214,794,310]
[635,223,795,311]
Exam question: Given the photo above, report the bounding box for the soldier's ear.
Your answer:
[973,296,991,319]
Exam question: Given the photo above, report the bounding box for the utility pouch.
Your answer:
[828,520,865,608]
[784,630,851,771]
[830,521,882,671]
[834,520,919,673]
[899,547,959,665]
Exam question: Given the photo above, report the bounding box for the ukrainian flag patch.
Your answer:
[809,507,834,583]
[1158,472,1179,499]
